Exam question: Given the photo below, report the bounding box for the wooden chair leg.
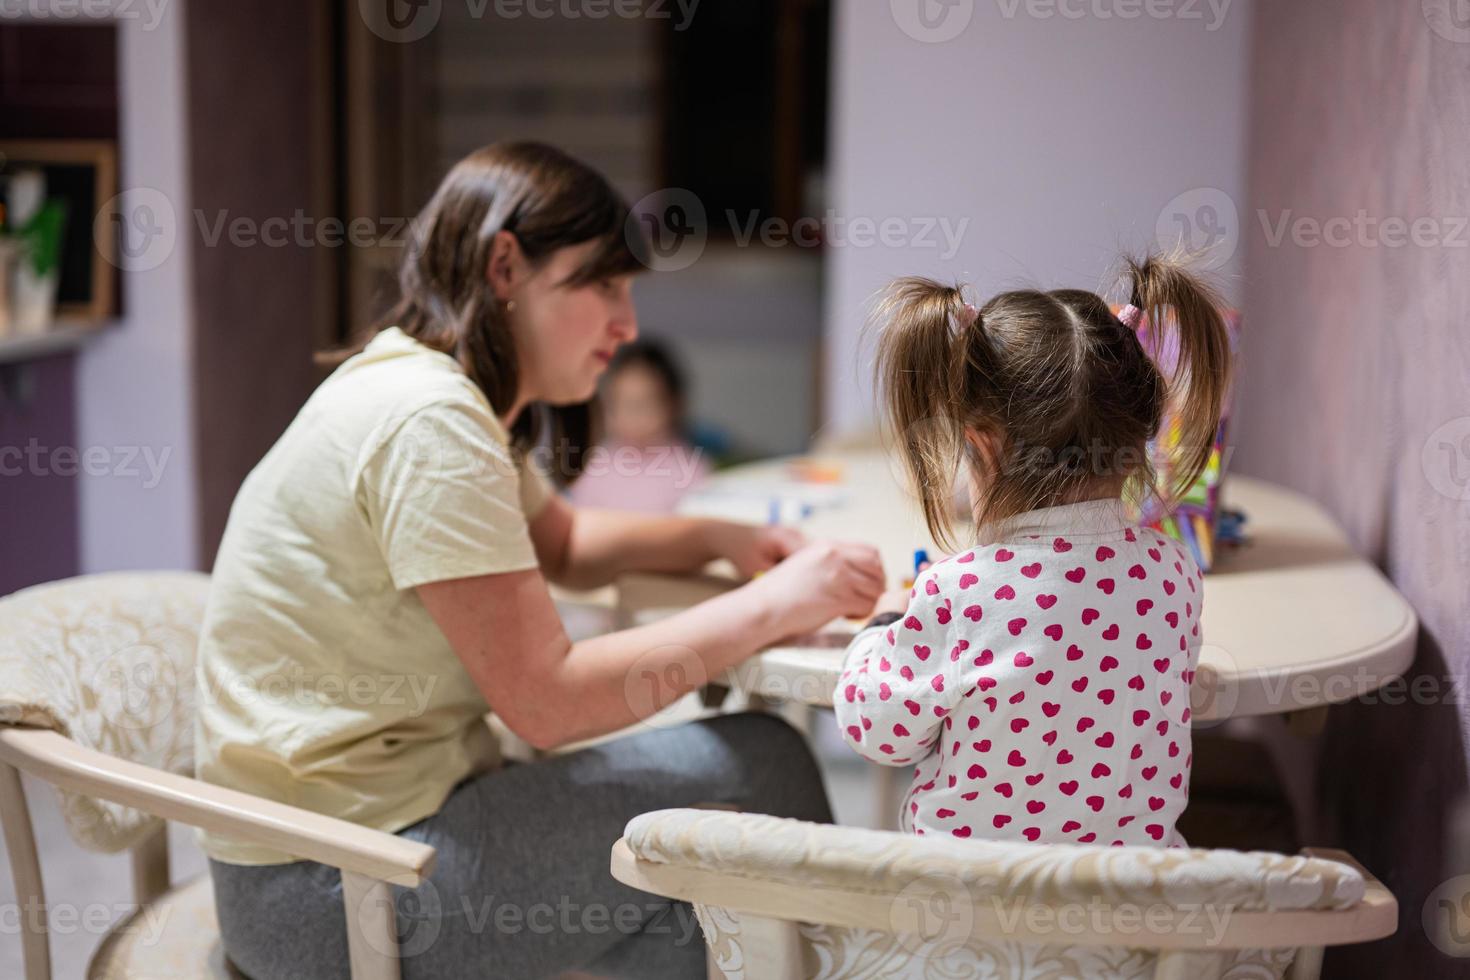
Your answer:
[1286,945,1325,980]
[341,870,402,980]
[130,822,170,907]
[0,761,51,980]
[714,911,802,980]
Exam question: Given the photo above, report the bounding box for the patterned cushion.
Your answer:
[625,808,1367,980]
[701,912,1298,980]
[87,872,243,979]
[0,572,210,852]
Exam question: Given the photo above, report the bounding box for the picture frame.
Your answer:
[0,139,119,324]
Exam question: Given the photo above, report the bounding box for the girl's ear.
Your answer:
[963,426,1002,476]
[486,230,527,300]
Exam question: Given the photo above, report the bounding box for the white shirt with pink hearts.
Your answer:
[834,498,1201,847]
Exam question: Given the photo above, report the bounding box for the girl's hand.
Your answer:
[748,540,885,638]
[703,520,809,579]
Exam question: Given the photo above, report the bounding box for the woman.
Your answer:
[196,142,884,979]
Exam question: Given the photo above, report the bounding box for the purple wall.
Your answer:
[824,0,1251,434]
[0,356,79,595]
[1239,2,1470,973]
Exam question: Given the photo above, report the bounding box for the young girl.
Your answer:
[566,339,712,513]
[834,254,1232,847]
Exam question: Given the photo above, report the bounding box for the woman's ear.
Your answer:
[486,230,526,300]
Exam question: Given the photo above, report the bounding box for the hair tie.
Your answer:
[1117,304,1144,330]
[959,302,980,328]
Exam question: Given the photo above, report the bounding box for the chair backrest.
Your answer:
[614,808,1396,980]
[0,571,211,852]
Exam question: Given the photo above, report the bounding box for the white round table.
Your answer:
[623,450,1418,723]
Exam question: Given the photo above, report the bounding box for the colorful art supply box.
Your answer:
[1118,304,1243,572]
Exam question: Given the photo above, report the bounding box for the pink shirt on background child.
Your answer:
[565,441,710,514]
[834,498,1201,847]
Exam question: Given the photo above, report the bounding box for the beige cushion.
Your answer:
[625,808,1367,980]
[0,572,210,852]
[625,809,1366,911]
[87,872,243,980]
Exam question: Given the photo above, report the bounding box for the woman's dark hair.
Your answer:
[373,141,645,484]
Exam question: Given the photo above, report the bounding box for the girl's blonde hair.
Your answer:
[874,252,1233,551]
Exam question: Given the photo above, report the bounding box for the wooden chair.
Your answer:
[611,807,1398,980]
[0,572,435,980]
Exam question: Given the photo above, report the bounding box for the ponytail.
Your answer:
[872,277,973,551]
[1125,252,1234,505]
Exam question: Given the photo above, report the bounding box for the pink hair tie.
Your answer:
[959,302,980,328]
[1117,304,1144,330]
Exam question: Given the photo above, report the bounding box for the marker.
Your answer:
[901,548,931,590]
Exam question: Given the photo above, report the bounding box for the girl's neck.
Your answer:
[972,480,1126,522]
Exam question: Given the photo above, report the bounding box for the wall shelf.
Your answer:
[0,320,113,366]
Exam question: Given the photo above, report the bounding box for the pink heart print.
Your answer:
[836,523,1196,848]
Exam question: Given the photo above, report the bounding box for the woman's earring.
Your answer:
[505,300,516,314]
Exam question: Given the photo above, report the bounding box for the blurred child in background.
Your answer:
[567,339,712,514]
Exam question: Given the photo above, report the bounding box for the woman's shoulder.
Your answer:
[313,353,510,455]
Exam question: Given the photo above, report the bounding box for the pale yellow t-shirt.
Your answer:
[194,327,552,865]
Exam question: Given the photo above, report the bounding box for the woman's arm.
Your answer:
[529,494,804,590]
[419,539,884,750]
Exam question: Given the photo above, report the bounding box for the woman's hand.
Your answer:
[747,539,885,639]
[701,520,809,579]
[871,585,913,618]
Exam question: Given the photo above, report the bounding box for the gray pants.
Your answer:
[210,712,833,980]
